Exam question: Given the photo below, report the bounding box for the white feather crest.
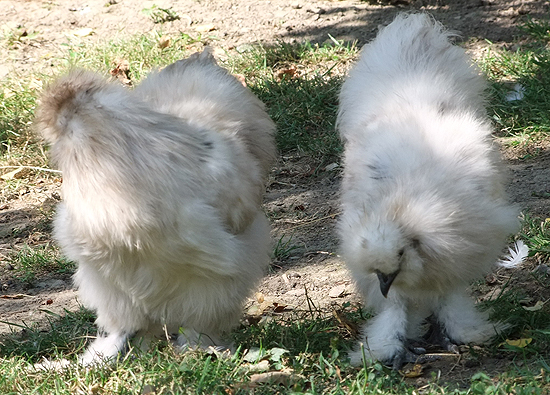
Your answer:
[497,240,529,269]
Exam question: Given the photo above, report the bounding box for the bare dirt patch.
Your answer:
[1,0,550,386]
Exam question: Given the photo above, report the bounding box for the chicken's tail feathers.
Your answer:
[195,46,216,62]
[371,12,483,97]
[337,12,485,138]
[369,12,459,65]
[35,70,107,144]
[138,48,277,176]
[162,47,217,75]
[183,46,216,65]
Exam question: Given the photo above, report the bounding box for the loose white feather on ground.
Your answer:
[497,240,529,269]
[337,13,520,369]
[34,49,276,366]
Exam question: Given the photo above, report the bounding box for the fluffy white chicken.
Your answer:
[35,49,276,366]
[337,13,519,369]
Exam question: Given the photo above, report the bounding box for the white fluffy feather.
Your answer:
[497,240,529,269]
[337,13,519,367]
[35,49,276,366]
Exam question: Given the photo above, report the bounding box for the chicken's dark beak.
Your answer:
[376,270,399,298]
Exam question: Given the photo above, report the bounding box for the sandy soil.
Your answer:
[1,0,550,386]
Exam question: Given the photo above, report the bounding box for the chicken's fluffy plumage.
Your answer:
[35,49,276,365]
[337,13,518,368]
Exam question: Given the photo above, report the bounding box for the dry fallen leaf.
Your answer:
[110,59,132,86]
[246,304,260,316]
[522,300,545,311]
[276,65,298,81]
[194,24,216,33]
[1,167,27,180]
[335,365,342,380]
[158,35,171,49]
[1,294,33,299]
[247,299,292,317]
[248,370,305,387]
[501,338,533,348]
[255,292,264,304]
[329,284,346,298]
[71,28,94,37]
[400,363,424,378]
[273,302,289,313]
[245,359,270,373]
[333,309,358,336]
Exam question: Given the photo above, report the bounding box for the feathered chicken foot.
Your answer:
[422,315,461,354]
[389,339,440,370]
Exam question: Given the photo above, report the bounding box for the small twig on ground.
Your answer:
[447,353,462,374]
[0,166,62,174]
[282,212,341,232]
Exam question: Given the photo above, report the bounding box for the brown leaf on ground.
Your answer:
[328,284,346,298]
[1,167,30,180]
[332,309,358,336]
[158,35,171,49]
[275,65,298,81]
[110,59,132,86]
[400,363,424,378]
[255,292,264,303]
[273,302,290,313]
[70,28,94,37]
[194,24,216,33]
[1,294,33,299]
[248,370,305,387]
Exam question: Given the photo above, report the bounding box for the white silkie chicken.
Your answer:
[35,49,276,366]
[337,13,520,369]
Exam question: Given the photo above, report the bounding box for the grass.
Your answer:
[520,215,550,260]
[1,309,548,394]
[57,31,206,82]
[8,244,74,285]
[231,40,355,158]
[480,18,550,140]
[0,31,353,164]
[0,307,95,362]
[271,234,301,262]
[0,78,40,152]
[1,14,550,395]
[142,5,181,24]
[256,75,343,158]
